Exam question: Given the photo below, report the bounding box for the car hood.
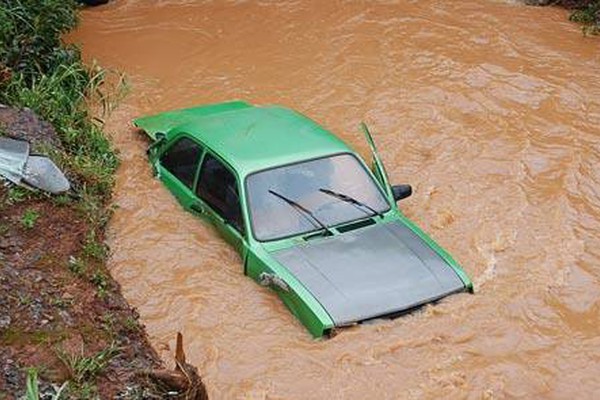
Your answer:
[270,220,466,326]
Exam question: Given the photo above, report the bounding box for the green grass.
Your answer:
[0,1,132,397]
[21,208,39,229]
[25,367,68,400]
[83,231,108,261]
[68,256,86,277]
[5,186,32,205]
[90,269,109,297]
[56,342,120,384]
[0,1,120,208]
[25,368,40,400]
[0,0,78,82]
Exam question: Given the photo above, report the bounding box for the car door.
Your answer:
[360,122,394,203]
[195,152,247,257]
[157,135,204,211]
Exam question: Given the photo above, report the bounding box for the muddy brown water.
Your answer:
[71,1,600,398]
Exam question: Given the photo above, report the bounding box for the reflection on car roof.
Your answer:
[178,105,352,176]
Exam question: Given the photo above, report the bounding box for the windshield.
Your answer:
[246,153,390,241]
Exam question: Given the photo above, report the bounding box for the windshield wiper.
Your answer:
[319,188,384,219]
[268,190,333,236]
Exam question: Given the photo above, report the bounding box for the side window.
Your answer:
[196,154,243,232]
[160,137,202,188]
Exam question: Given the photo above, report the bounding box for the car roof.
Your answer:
[172,105,353,177]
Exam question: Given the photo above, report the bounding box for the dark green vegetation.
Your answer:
[0,0,119,200]
[567,0,600,34]
[0,1,167,399]
[527,0,600,34]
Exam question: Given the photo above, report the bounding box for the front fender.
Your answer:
[246,248,334,338]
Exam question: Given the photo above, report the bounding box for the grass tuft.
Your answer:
[21,208,39,229]
[68,256,86,277]
[56,342,120,384]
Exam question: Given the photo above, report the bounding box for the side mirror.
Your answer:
[155,132,166,142]
[392,184,412,202]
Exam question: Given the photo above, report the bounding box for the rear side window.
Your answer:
[160,137,202,188]
[196,154,243,232]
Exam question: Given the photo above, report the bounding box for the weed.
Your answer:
[19,294,33,306]
[5,186,30,204]
[90,269,108,297]
[68,255,86,277]
[50,296,68,309]
[69,382,98,399]
[83,231,107,261]
[56,342,120,384]
[21,208,39,229]
[101,312,117,335]
[123,316,140,333]
[25,367,39,400]
[31,330,51,345]
[24,367,68,400]
[52,194,72,207]
[0,222,9,236]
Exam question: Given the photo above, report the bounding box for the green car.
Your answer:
[134,101,473,338]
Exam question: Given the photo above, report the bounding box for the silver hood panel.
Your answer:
[271,220,465,326]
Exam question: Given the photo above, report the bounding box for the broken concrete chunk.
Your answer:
[0,136,29,184]
[0,137,70,194]
[23,155,70,194]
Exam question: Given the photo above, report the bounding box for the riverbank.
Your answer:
[526,0,600,34]
[0,2,163,398]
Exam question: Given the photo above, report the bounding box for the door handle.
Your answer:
[190,203,204,214]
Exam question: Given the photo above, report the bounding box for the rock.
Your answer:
[0,315,11,329]
[2,357,21,390]
[0,105,62,152]
[59,310,74,326]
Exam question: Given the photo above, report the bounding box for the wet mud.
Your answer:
[71,1,600,398]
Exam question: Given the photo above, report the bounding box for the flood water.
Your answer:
[71,1,600,398]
